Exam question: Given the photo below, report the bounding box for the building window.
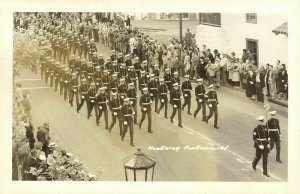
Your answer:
[159,13,189,20]
[246,13,257,24]
[199,13,221,27]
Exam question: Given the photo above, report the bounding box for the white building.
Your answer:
[195,13,288,68]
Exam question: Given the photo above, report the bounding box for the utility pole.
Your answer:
[179,13,183,44]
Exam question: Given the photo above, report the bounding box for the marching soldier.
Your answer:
[94,66,103,90]
[109,73,119,94]
[40,55,47,80]
[96,87,109,129]
[110,50,117,61]
[62,38,69,64]
[118,78,127,103]
[63,69,72,101]
[267,111,282,163]
[171,71,180,86]
[252,116,270,177]
[87,82,98,119]
[105,58,112,73]
[141,60,150,75]
[98,54,105,71]
[181,75,193,115]
[153,64,160,83]
[78,34,84,57]
[133,57,141,78]
[139,71,148,92]
[158,78,169,118]
[128,65,138,89]
[86,61,95,85]
[102,70,111,97]
[170,83,183,128]
[69,73,79,108]
[80,59,88,79]
[91,52,98,68]
[194,79,206,121]
[120,63,128,79]
[139,88,153,133]
[164,68,172,91]
[121,98,135,146]
[53,62,60,91]
[117,52,124,63]
[111,60,120,77]
[125,54,132,67]
[148,74,159,113]
[127,83,138,124]
[74,57,82,77]
[77,78,89,113]
[204,84,219,129]
[69,55,76,72]
[109,92,123,135]
[44,58,52,85]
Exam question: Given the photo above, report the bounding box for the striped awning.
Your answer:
[272,22,288,36]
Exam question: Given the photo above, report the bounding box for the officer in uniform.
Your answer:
[77,78,89,113]
[87,82,98,119]
[125,54,132,67]
[53,62,60,92]
[127,83,138,124]
[139,71,148,92]
[109,92,123,135]
[86,61,95,85]
[158,78,169,118]
[94,66,103,90]
[164,68,172,91]
[171,71,180,86]
[118,78,127,103]
[121,98,135,146]
[40,55,47,80]
[96,87,109,129]
[170,83,183,128]
[44,58,52,85]
[267,111,282,163]
[194,79,206,121]
[63,69,72,101]
[252,116,270,177]
[205,84,219,129]
[98,54,105,71]
[139,88,153,133]
[133,57,141,78]
[109,73,119,94]
[181,75,193,115]
[148,74,159,113]
[105,58,112,73]
[69,72,79,108]
[128,65,138,89]
[120,63,128,80]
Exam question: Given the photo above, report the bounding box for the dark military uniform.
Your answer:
[148,79,159,112]
[69,77,79,108]
[252,124,270,175]
[96,92,109,128]
[267,118,281,162]
[205,90,219,128]
[164,72,172,91]
[139,74,148,92]
[118,84,127,103]
[121,104,135,146]
[109,98,123,135]
[94,71,103,90]
[139,92,153,132]
[77,83,89,113]
[127,88,138,124]
[170,88,182,127]
[194,84,206,120]
[63,72,71,101]
[158,82,169,118]
[181,80,192,114]
[87,86,98,119]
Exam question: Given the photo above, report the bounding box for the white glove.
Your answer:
[96,83,99,85]
[130,101,133,105]
[99,106,102,110]
[64,81,67,83]
[180,96,183,99]
[132,111,135,115]
[124,121,128,125]
[250,81,253,84]
[73,89,77,92]
[88,76,90,79]
[161,99,165,103]
[150,100,153,104]
[184,94,187,97]
[198,99,202,102]
[267,144,270,149]
[282,80,284,83]
[54,77,57,80]
[259,145,264,150]
[91,100,94,103]
[217,104,220,107]
[113,112,117,116]
[150,93,153,96]
[121,96,124,99]
[51,73,54,76]
[82,96,85,99]
[143,107,147,111]
[173,104,177,108]
[208,104,212,108]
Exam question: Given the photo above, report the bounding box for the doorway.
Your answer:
[246,38,259,66]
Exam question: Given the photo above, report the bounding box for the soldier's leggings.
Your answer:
[96,108,108,128]
[206,106,218,127]
[87,101,98,119]
[170,103,182,125]
[64,84,69,100]
[122,118,134,144]
[253,147,269,174]
[50,73,54,87]
[59,81,64,95]
[139,109,152,132]
[77,95,88,112]
[270,138,281,161]
[54,75,59,91]
[194,100,206,120]
[182,94,191,113]
[158,97,168,118]
[109,113,123,135]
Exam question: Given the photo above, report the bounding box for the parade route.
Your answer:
[16,42,288,181]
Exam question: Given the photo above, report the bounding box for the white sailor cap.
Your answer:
[111,50,115,52]
[111,92,118,96]
[81,78,87,82]
[90,82,95,86]
[120,63,126,66]
[150,73,155,77]
[119,78,125,82]
[112,73,118,77]
[88,61,93,65]
[141,71,146,74]
[134,57,139,60]
[99,86,106,90]
[99,54,103,57]
[125,54,131,57]
[92,52,97,55]
[197,78,203,82]
[48,142,57,148]
[142,60,147,64]
[106,57,111,60]
[208,84,214,89]
[128,83,134,86]
[165,68,170,71]
[184,75,189,78]
[123,98,130,102]
[173,83,179,87]
[118,52,123,56]
[142,87,148,91]
[257,116,265,121]
[103,70,108,73]
[128,65,134,69]
[269,111,277,115]
[173,71,178,75]
[159,78,165,81]
[113,60,118,63]
[71,73,77,76]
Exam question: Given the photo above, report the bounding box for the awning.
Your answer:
[272,22,288,36]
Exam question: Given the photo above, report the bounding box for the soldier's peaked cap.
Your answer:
[173,71,178,75]
[81,79,87,82]
[270,111,277,115]
[120,78,125,81]
[184,75,189,78]
[173,83,179,87]
[123,98,129,102]
[142,87,148,91]
[159,78,164,81]
[90,82,95,86]
[128,83,134,86]
[197,78,203,82]
[257,116,265,121]
[111,92,117,95]
[99,86,105,90]
[208,84,214,88]
[112,73,117,76]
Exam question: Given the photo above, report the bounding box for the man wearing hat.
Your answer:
[98,54,105,70]
[170,83,183,128]
[139,88,153,133]
[125,54,132,67]
[111,60,120,76]
[133,57,141,78]
[39,55,47,80]
[148,74,159,113]
[105,58,113,72]
[127,82,138,124]
[69,72,79,108]
[164,68,172,91]
[128,66,138,89]
[204,84,219,129]
[94,66,103,90]
[181,75,193,115]
[153,64,160,82]
[121,98,135,146]
[110,50,117,61]
[252,116,270,177]
[79,59,88,79]
[158,78,169,118]
[53,62,61,92]
[96,87,109,129]
[117,52,124,63]
[87,62,95,84]
[87,82,98,119]
[194,79,206,120]
[267,111,282,163]
[118,78,127,103]
[120,63,128,79]
[78,34,84,57]
[109,92,123,134]
[139,71,149,92]
[101,69,111,93]
[171,71,180,86]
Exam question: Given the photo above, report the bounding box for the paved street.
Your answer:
[16,43,288,182]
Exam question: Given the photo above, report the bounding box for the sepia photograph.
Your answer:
[12,11,288,182]
[1,0,300,193]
